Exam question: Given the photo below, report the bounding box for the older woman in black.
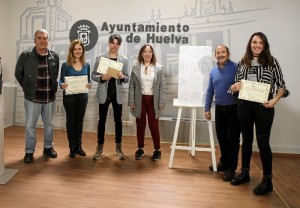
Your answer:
[229,32,289,195]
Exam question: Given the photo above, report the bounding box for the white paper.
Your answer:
[176,46,212,107]
[97,57,123,74]
[65,76,88,95]
[238,80,270,103]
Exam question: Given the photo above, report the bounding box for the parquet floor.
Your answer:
[0,126,296,208]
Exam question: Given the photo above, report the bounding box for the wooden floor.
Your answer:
[252,152,300,208]
[0,126,298,208]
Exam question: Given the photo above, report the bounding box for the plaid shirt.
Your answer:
[34,53,54,103]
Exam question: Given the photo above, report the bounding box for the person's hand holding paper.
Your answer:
[97,57,123,79]
[238,79,270,103]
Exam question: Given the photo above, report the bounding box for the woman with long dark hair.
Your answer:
[229,32,289,195]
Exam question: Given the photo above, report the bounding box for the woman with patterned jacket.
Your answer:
[229,32,290,195]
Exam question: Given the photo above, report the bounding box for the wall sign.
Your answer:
[69,19,98,51]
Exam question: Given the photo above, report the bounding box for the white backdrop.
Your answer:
[0,0,299,153]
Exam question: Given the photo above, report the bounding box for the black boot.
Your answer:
[69,149,76,158]
[223,170,235,182]
[230,167,250,186]
[76,146,86,156]
[253,175,273,195]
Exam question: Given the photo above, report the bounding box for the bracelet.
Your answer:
[227,85,234,95]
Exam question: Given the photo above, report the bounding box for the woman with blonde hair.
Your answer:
[59,39,92,158]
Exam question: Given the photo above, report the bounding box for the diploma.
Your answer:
[65,76,89,95]
[238,80,270,103]
[97,57,123,79]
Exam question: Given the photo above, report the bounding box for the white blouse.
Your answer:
[140,64,155,95]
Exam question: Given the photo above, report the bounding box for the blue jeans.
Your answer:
[24,99,54,153]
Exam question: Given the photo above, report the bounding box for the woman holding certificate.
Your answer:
[128,44,166,161]
[229,32,290,195]
[59,39,92,158]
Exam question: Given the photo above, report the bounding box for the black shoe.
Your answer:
[24,153,34,163]
[209,161,227,172]
[223,170,235,182]
[135,149,144,160]
[230,168,250,186]
[69,149,76,158]
[76,146,86,156]
[253,175,273,195]
[43,147,58,158]
[151,150,161,161]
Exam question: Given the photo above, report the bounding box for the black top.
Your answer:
[107,57,117,100]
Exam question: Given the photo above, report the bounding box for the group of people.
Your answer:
[15,30,165,164]
[205,32,289,196]
[15,29,289,196]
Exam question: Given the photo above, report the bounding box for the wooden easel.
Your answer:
[168,99,217,171]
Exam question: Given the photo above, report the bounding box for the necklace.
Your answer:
[144,63,151,74]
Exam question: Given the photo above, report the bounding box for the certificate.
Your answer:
[65,76,88,95]
[96,57,123,79]
[238,80,270,103]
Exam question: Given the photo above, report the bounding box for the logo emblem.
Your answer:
[69,19,98,51]
[77,24,91,46]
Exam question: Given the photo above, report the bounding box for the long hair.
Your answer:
[137,43,157,65]
[67,39,86,65]
[242,32,274,67]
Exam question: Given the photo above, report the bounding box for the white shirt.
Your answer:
[140,64,155,95]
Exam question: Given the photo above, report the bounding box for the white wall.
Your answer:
[228,1,300,153]
[0,0,15,127]
[2,0,300,154]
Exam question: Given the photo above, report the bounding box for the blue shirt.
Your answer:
[205,60,237,112]
[59,62,91,93]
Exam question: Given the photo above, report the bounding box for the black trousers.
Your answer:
[215,104,240,171]
[97,97,122,144]
[63,93,88,149]
[237,100,274,175]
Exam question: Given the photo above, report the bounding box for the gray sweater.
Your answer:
[128,63,166,119]
[91,52,129,104]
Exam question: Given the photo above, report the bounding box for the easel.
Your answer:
[0,81,19,184]
[168,99,217,171]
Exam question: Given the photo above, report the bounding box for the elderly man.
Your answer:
[204,44,240,181]
[15,29,59,163]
